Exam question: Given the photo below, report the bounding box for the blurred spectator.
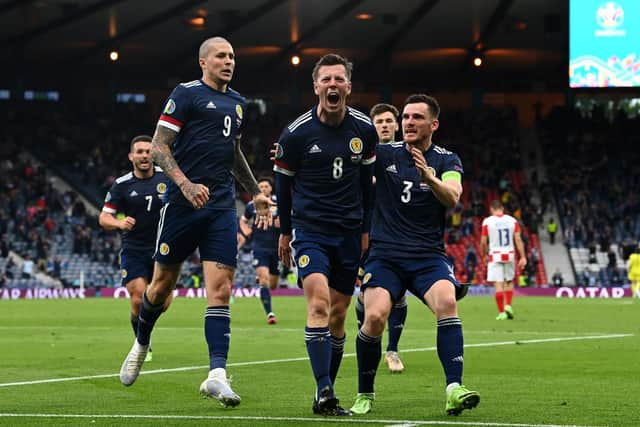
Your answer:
[547,218,557,244]
[463,246,477,283]
[22,255,34,279]
[0,236,8,258]
[551,269,564,287]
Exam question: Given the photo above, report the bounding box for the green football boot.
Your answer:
[496,312,508,320]
[446,385,480,416]
[504,305,514,319]
[350,393,374,415]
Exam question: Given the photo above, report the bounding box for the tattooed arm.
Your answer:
[232,136,261,197]
[151,124,209,209]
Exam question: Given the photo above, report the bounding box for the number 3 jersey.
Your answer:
[157,79,247,210]
[273,106,377,233]
[481,213,520,263]
[370,141,463,257]
[102,167,167,252]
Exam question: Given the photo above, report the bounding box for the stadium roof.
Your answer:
[0,0,568,90]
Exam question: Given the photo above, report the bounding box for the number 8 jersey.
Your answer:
[157,79,247,209]
[273,106,377,233]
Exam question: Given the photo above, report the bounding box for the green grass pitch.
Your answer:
[0,294,638,426]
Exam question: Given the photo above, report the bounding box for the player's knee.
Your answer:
[434,295,457,317]
[130,294,143,309]
[307,301,330,322]
[363,308,387,335]
[330,304,347,323]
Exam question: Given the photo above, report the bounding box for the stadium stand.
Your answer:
[539,104,640,286]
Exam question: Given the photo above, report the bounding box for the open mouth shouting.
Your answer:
[327,91,340,106]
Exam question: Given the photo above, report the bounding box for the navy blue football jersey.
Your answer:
[102,167,167,252]
[273,106,377,233]
[243,195,279,251]
[370,141,463,256]
[157,79,247,210]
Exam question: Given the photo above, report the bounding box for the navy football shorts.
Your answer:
[290,228,361,296]
[361,252,460,303]
[120,248,154,287]
[252,249,279,275]
[154,203,238,267]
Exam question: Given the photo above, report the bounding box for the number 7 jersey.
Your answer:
[273,106,377,233]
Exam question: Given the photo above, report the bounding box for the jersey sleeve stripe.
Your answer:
[273,162,296,176]
[361,154,376,165]
[349,110,372,124]
[287,110,312,131]
[288,116,312,133]
[158,115,182,132]
[102,205,116,214]
[348,111,373,125]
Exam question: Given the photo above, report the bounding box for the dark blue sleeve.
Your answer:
[360,126,378,232]
[102,181,123,214]
[243,202,256,220]
[275,173,293,235]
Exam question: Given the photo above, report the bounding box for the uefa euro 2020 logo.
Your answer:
[597,2,624,29]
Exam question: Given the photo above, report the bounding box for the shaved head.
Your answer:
[199,36,231,59]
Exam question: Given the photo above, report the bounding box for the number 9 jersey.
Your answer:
[157,79,247,210]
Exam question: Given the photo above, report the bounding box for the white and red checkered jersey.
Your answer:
[482,213,520,262]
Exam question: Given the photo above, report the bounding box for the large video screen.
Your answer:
[570,1,640,87]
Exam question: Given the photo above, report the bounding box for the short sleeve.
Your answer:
[157,84,192,133]
[441,153,464,183]
[273,128,301,177]
[102,182,123,214]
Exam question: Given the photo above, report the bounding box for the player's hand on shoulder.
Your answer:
[121,216,136,231]
[278,234,292,267]
[179,180,209,209]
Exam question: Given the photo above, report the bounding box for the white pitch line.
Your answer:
[0,333,631,388]
[0,413,604,427]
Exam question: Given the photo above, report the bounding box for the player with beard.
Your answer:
[100,135,173,363]
[350,94,479,416]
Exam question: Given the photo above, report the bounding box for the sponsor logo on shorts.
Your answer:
[363,272,372,284]
[121,269,127,278]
